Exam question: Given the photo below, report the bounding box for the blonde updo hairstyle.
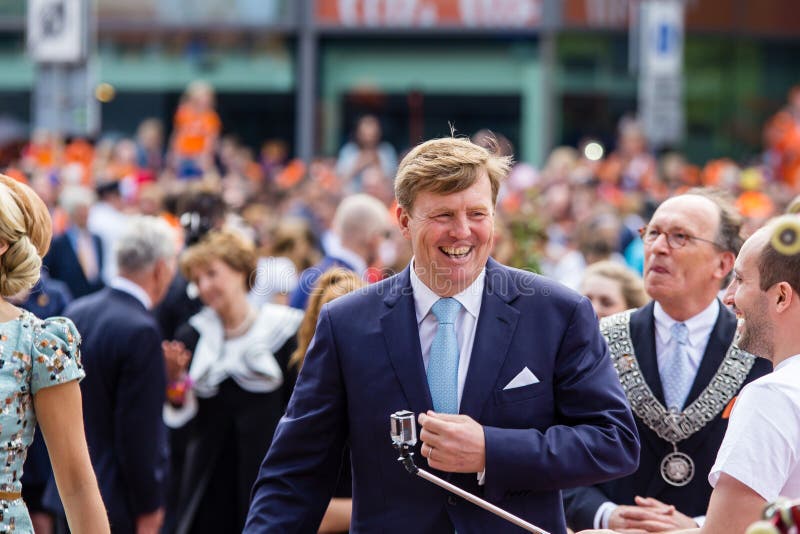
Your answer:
[0,174,52,297]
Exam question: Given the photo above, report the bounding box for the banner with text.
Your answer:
[316,0,543,28]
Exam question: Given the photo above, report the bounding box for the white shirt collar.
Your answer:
[409,258,485,325]
[654,298,720,347]
[326,240,367,277]
[109,276,153,310]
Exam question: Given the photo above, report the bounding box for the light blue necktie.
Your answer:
[427,298,461,414]
[661,322,693,410]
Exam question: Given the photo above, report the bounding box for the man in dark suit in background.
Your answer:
[44,185,104,298]
[63,216,177,534]
[564,190,772,532]
[288,193,390,310]
[246,137,639,534]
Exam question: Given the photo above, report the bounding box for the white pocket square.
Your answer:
[503,367,540,390]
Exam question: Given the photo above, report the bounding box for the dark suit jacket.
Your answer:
[563,300,772,530]
[245,259,640,534]
[288,255,356,310]
[65,287,169,534]
[43,230,104,298]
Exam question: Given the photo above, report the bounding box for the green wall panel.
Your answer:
[321,42,545,164]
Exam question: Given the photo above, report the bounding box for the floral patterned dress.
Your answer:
[0,311,84,532]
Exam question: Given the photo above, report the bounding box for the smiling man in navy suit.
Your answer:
[245,137,639,534]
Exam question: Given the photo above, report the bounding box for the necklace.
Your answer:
[223,306,257,339]
[601,310,756,487]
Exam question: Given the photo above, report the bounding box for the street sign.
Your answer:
[27,0,87,63]
[29,0,98,136]
[638,0,684,149]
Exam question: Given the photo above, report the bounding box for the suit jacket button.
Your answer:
[447,496,457,506]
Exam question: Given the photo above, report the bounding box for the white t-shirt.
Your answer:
[708,354,800,501]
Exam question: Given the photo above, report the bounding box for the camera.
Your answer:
[390,410,417,448]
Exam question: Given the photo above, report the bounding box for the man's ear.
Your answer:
[717,251,735,280]
[774,281,794,313]
[396,205,411,239]
[154,258,170,284]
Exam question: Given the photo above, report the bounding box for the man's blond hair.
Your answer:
[394,137,512,211]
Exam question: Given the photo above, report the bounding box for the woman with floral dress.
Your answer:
[0,174,108,532]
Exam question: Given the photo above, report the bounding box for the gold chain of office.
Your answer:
[600,310,757,444]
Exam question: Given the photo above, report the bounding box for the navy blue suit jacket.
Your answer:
[563,300,772,530]
[65,288,169,533]
[245,259,639,534]
[288,255,356,310]
[43,231,104,298]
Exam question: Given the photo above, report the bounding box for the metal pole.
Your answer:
[538,0,560,165]
[538,31,556,165]
[415,468,550,534]
[295,0,317,165]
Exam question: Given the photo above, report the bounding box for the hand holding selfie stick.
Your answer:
[390,410,551,534]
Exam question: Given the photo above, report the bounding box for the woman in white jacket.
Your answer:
[163,229,302,534]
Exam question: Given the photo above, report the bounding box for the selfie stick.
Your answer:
[390,410,550,534]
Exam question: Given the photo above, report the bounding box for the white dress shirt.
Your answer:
[325,238,368,277]
[410,260,487,483]
[654,299,720,383]
[109,276,152,310]
[409,261,485,411]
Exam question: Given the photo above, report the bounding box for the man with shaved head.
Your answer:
[565,189,772,532]
[578,215,800,534]
[288,193,391,310]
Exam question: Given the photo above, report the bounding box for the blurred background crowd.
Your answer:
[5,78,799,303]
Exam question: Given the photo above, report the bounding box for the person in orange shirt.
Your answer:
[21,129,63,174]
[63,137,95,186]
[764,85,800,189]
[598,117,657,194]
[170,81,221,179]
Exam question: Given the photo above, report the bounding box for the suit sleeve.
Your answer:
[114,324,168,516]
[562,485,615,530]
[244,305,347,533]
[482,297,640,501]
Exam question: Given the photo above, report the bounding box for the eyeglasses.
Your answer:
[638,226,722,250]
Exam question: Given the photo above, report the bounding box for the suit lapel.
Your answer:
[630,303,676,496]
[683,300,731,406]
[64,235,90,284]
[459,259,519,420]
[630,302,666,405]
[381,268,433,417]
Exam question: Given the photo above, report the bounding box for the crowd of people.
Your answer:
[0,79,797,533]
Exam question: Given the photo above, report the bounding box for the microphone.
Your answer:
[389,410,550,534]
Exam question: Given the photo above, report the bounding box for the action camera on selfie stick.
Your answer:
[390,410,550,534]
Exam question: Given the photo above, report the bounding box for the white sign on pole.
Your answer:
[28,0,85,63]
[638,0,684,148]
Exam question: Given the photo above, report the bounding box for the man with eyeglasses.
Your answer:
[565,188,771,533]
